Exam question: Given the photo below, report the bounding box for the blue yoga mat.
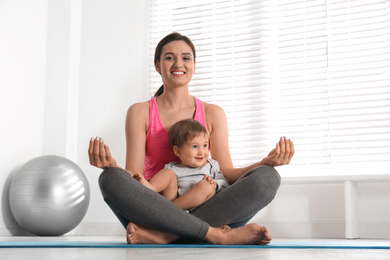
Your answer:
[1,241,390,249]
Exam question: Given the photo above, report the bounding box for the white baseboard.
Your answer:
[257,221,390,239]
[0,222,124,237]
[0,227,23,236]
[359,222,390,239]
[256,221,346,239]
[69,222,125,236]
[1,221,390,239]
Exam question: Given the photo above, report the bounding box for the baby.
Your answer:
[134,119,229,211]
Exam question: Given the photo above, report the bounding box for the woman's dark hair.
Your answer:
[154,32,196,97]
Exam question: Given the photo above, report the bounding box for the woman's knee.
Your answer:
[243,165,281,201]
[263,165,281,190]
[98,167,131,196]
[248,165,280,188]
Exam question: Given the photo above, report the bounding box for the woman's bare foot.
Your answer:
[133,173,156,191]
[126,222,271,245]
[218,225,231,232]
[127,222,179,244]
[206,223,272,245]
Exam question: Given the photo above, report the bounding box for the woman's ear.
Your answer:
[155,61,161,75]
[173,146,180,157]
[194,61,196,74]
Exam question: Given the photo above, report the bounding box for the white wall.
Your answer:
[0,0,48,235]
[0,0,148,236]
[75,0,148,235]
[1,0,389,239]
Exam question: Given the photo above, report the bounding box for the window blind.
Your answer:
[148,0,390,172]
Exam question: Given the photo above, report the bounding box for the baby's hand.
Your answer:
[203,175,217,189]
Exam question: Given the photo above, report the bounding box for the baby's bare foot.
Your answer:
[133,173,147,184]
[133,173,156,191]
[126,222,178,244]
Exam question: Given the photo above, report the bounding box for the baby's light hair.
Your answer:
[169,119,209,148]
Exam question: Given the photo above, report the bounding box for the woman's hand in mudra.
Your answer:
[262,136,294,167]
[88,137,117,169]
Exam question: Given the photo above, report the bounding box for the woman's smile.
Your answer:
[171,70,186,76]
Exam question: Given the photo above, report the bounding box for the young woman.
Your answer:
[88,32,294,245]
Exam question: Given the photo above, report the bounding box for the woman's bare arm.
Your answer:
[204,103,294,184]
[124,101,149,176]
[88,101,149,176]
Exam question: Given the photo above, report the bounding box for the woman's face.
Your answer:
[155,40,196,88]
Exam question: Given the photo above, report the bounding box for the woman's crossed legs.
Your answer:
[99,165,280,245]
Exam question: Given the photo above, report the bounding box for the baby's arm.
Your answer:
[173,175,216,211]
[210,159,230,193]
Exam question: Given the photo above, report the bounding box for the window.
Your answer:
[148,0,390,174]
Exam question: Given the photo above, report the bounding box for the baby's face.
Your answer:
[176,133,209,168]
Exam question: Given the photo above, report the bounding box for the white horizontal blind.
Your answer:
[326,0,390,167]
[148,0,390,170]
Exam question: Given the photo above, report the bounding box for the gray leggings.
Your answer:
[98,165,281,242]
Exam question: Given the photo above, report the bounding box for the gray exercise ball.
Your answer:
[9,155,90,236]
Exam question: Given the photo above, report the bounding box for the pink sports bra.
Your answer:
[143,96,208,180]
